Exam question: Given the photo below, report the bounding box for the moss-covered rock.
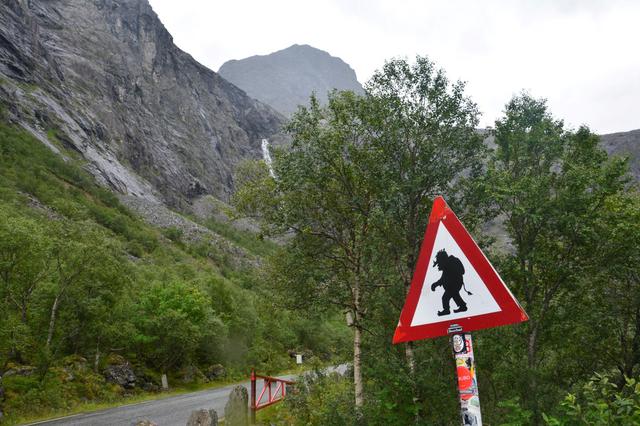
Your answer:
[205,364,226,381]
[3,363,36,377]
[179,365,206,384]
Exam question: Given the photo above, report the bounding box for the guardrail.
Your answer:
[250,369,295,423]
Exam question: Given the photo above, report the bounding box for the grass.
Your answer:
[254,403,291,425]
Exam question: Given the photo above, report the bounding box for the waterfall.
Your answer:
[261,139,275,177]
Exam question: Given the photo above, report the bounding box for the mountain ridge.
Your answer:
[600,128,640,181]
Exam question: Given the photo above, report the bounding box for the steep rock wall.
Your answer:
[0,0,286,207]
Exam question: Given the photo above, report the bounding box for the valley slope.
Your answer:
[0,0,286,208]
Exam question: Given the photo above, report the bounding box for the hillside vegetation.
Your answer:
[0,121,349,423]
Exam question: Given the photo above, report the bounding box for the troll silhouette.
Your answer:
[430,249,472,316]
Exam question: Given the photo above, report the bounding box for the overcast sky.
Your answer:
[148,0,639,134]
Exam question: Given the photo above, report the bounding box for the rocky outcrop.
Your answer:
[2,363,36,377]
[104,356,136,389]
[204,364,226,381]
[120,194,259,268]
[0,0,286,208]
[219,44,364,116]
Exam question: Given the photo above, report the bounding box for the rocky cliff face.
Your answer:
[219,44,364,117]
[599,129,640,181]
[0,0,286,207]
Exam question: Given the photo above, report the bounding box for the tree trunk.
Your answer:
[353,276,364,418]
[354,322,364,409]
[405,240,422,422]
[405,341,416,375]
[45,294,61,350]
[20,302,27,324]
[94,343,101,372]
[527,322,540,422]
[405,341,422,424]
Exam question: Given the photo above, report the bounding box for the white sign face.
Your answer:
[411,222,501,326]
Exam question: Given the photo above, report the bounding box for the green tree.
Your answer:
[590,192,640,387]
[259,92,380,414]
[44,221,123,354]
[0,206,53,363]
[482,93,629,420]
[363,56,484,421]
[133,280,224,371]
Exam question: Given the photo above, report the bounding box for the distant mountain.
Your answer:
[219,44,364,116]
[600,129,640,181]
[0,0,285,208]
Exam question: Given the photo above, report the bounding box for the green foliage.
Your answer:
[162,226,184,243]
[2,365,121,420]
[203,217,277,257]
[498,397,534,425]
[0,122,350,420]
[545,373,640,425]
[283,369,356,425]
[478,93,631,421]
[234,55,486,423]
[133,281,224,371]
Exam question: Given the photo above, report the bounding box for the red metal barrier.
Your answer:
[250,369,295,423]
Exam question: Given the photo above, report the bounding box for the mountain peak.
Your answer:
[219,44,364,116]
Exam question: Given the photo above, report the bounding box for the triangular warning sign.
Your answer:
[393,197,528,343]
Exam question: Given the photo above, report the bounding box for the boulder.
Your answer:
[104,360,136,389]
[186,409,218,426]
[180,365,206,384]
[204,364,226,381]
[134,368,161,392]
[224,386,248,426]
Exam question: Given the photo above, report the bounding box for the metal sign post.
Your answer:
[250,369,257,424]
[451,331,482,426]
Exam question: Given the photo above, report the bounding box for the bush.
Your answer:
[283,368,355,425]
[543,372,640,425]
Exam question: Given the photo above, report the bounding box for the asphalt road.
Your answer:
[25,366,347,426]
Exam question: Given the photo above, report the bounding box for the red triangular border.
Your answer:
[393,196,528,343]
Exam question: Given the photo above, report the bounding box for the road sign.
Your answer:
[393,196,528,343]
